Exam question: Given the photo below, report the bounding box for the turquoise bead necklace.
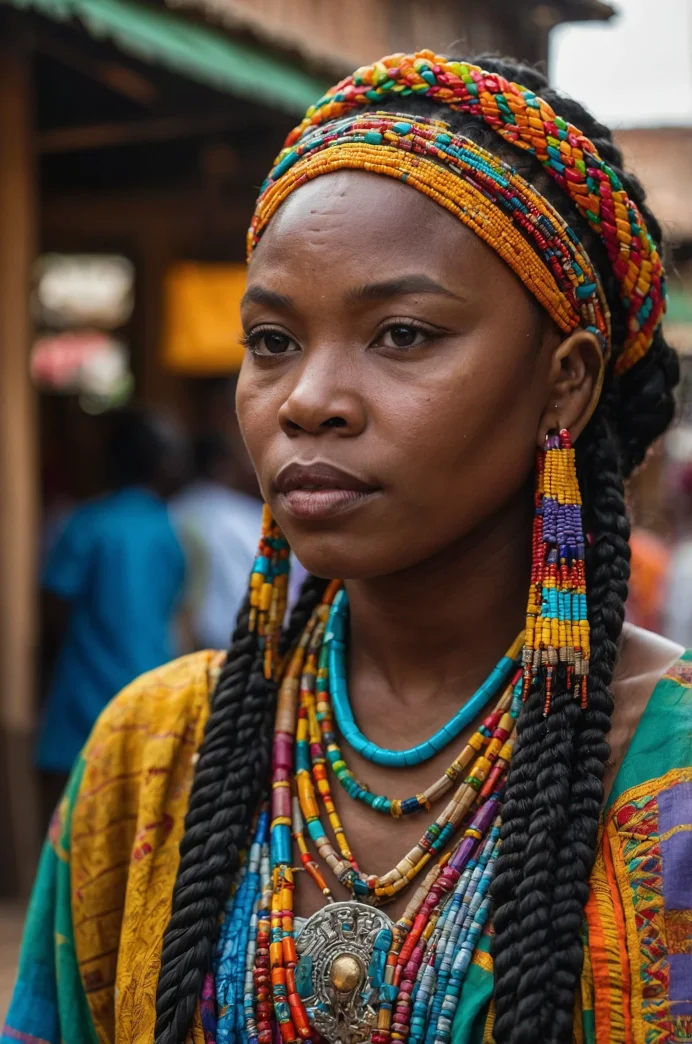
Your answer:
[326,587,519,767]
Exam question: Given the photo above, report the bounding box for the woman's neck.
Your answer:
[344,486,532,714]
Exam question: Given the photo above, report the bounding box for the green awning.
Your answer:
[4,0,328,113]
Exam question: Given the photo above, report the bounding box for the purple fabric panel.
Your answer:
[659,782,692,909]
[668,954,692,1014]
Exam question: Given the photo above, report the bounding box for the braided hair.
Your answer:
[155,57,678,1044]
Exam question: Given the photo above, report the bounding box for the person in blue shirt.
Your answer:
[36,407,188,820]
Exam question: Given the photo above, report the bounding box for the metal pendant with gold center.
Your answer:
[295,901,394,1044]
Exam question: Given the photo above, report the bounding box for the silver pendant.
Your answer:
[295,901,394,1044]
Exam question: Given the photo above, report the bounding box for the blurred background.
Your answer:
[0,0,691,1011]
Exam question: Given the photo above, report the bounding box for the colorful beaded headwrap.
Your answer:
[250,111,611,377]
[249,49,666,377]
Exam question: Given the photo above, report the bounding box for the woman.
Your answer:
[5,52,690,1044]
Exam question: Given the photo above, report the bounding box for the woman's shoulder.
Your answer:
[84,649,224,755]
[607,625,691,807]
[74,649,225,838]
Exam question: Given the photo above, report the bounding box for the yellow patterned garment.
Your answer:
[3,650,692,1044]
[72,651,223,1044]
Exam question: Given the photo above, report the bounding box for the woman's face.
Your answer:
[238,171,559,579]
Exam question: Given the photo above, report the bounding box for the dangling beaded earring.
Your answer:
[522,428,590,715]
[249,504,291,679]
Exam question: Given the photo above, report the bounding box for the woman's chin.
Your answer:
[288,536,393,582]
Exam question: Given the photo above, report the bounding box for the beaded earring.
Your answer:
[249,504,291,679]
[522,428,589,714]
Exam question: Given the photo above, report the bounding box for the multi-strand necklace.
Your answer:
[213,564,524,1044]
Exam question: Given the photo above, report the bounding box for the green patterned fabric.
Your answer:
[1,757,98,1044]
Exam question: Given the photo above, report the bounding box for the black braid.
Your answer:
[280,574,329,654]
[154,574,326,1044]
[156,56,679,1044]
[490,681,545,1036]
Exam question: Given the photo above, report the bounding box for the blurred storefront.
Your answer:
[168,0,615,72]
[0,0,614,897]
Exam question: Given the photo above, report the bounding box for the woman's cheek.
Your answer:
[236,378,272,466]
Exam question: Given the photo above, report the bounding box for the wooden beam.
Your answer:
[38,111,242,153]
[36,30,159,106]
[0,26,41,897]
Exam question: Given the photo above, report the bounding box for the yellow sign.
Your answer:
[162,262,247,374]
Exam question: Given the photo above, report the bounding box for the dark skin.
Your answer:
[238,171,681,919]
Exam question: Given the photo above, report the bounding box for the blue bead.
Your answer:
[253,555,270,575]
[295,956,313,999]
[271,829,291,867]
[307,819,325,844]
[380,983,398,1003]
[368,949,385,987]
[374,927,393,952]
[271,151,299,179]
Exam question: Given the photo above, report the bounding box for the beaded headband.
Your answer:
[249,50,666,377]
[250,111,611,368]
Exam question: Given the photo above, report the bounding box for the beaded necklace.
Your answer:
[327,587,522,768]
[213,577,524,1044]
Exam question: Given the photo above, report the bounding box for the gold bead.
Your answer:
[330,954,363,993]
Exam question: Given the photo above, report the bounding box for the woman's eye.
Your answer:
[376,324,431,350]
[245,330,299,357]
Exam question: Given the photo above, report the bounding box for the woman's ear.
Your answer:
[536,329,603,447]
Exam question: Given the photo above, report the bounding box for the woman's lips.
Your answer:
[281,487,378,519]
[274,461,381,520]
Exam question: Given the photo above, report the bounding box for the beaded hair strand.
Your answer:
[155,54,678,1044]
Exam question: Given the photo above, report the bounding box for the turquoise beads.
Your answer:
[326,588,518,767]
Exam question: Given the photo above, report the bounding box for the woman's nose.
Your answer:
[278,358,366,438]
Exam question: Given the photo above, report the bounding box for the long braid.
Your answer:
[155,601,268,1043]
[280,574,329,654]
[489,682,545,1037]
[510,680,582,1040]
[154,575,325,1044]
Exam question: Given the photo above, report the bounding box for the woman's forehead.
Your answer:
[248,170,507,293]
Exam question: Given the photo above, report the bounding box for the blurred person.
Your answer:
[627,525,670,633]
[5,53,691,1044]
[172,430,307,650]
[35,407,187,822]
[665,463,692,645]
[171,431,263,650]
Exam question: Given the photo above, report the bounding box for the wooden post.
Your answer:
[0,21,41,896]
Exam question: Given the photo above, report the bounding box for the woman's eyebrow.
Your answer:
[344,274,464,304]
[241,286,294,310]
